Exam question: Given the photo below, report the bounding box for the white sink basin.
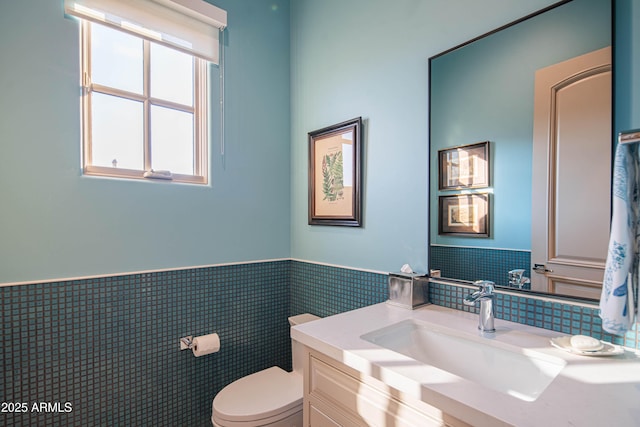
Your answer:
[360,319,566,402]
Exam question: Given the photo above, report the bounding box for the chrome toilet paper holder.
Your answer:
[180,333,221,356]
[179,336,193,350]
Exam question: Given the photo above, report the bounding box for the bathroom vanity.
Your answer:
[303,346,470,426]
[291,303,640,427]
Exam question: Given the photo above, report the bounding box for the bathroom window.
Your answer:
[80,21,209,184]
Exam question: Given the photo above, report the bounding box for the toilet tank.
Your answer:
[288,313,320,373]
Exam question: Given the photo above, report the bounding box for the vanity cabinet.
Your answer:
[303,347,470,427]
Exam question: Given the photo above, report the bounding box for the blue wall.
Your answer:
[289,0,560,273]
[430,0,610,250]
[3,0,619,283]
[1,1,635,292]
[0,0,291,284]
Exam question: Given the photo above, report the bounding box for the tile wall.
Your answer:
[0,262,290,427]
[430,245,531,288]
[0,259,637,426]
[289,261,388,317]
[290,260,637,348]
[429,281,638,348]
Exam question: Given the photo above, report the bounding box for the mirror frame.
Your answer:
[426,0,613,303]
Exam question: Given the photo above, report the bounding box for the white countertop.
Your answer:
[291,303,640,427]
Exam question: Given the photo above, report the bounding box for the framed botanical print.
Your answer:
[308,117,362,227]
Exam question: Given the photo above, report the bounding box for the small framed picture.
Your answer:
[308,117,362,226]
[438,141,489,190]
[438,193,489,237]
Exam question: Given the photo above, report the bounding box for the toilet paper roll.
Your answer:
[192,333,220,357]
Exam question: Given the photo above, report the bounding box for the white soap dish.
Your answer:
[550,336,624,356]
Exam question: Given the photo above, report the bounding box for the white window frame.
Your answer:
[80,20,209,185]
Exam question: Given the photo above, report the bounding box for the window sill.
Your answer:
[83,166,207,185]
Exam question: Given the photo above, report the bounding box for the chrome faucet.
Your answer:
[463,280,496,333]
[508,269,531,289]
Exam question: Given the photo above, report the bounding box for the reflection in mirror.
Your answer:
[428,0,612,300]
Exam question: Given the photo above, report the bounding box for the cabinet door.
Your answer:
[309,403,342,427]
[308,401,368,427]
[308,355,445,427]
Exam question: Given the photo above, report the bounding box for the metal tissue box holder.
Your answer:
[387,272,430,309]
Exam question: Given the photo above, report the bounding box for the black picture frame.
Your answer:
[438,141,490,190]
[438,193,489,237]
[308,117,362,226]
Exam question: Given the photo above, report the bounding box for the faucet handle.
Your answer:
[509,269,525,278]
[473,280,495,294]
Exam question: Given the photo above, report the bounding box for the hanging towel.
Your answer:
[600,143,639,335]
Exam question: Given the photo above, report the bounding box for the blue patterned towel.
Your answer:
[600,143,639,335]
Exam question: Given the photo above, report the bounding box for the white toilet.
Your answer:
[211,313,320,427]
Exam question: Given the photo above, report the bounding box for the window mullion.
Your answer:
[91,84,147,103]
[82,21,93,171]
[194,58,200,177]
[194,59,206,178]
[143,40,151,172]
[149,97,195,114]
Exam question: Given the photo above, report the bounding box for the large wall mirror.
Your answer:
[428,0,613,301]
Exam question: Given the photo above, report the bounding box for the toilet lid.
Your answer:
[213,367,303,423]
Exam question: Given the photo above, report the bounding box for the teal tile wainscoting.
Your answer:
[1,260,637,426]
[429,281,639,348]
[0,262,291,427]
[289,261,388,317]
[430,245,531,289]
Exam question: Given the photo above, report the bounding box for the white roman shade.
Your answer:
[64,0,227,64]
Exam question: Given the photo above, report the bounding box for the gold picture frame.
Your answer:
[308,117,362,226]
